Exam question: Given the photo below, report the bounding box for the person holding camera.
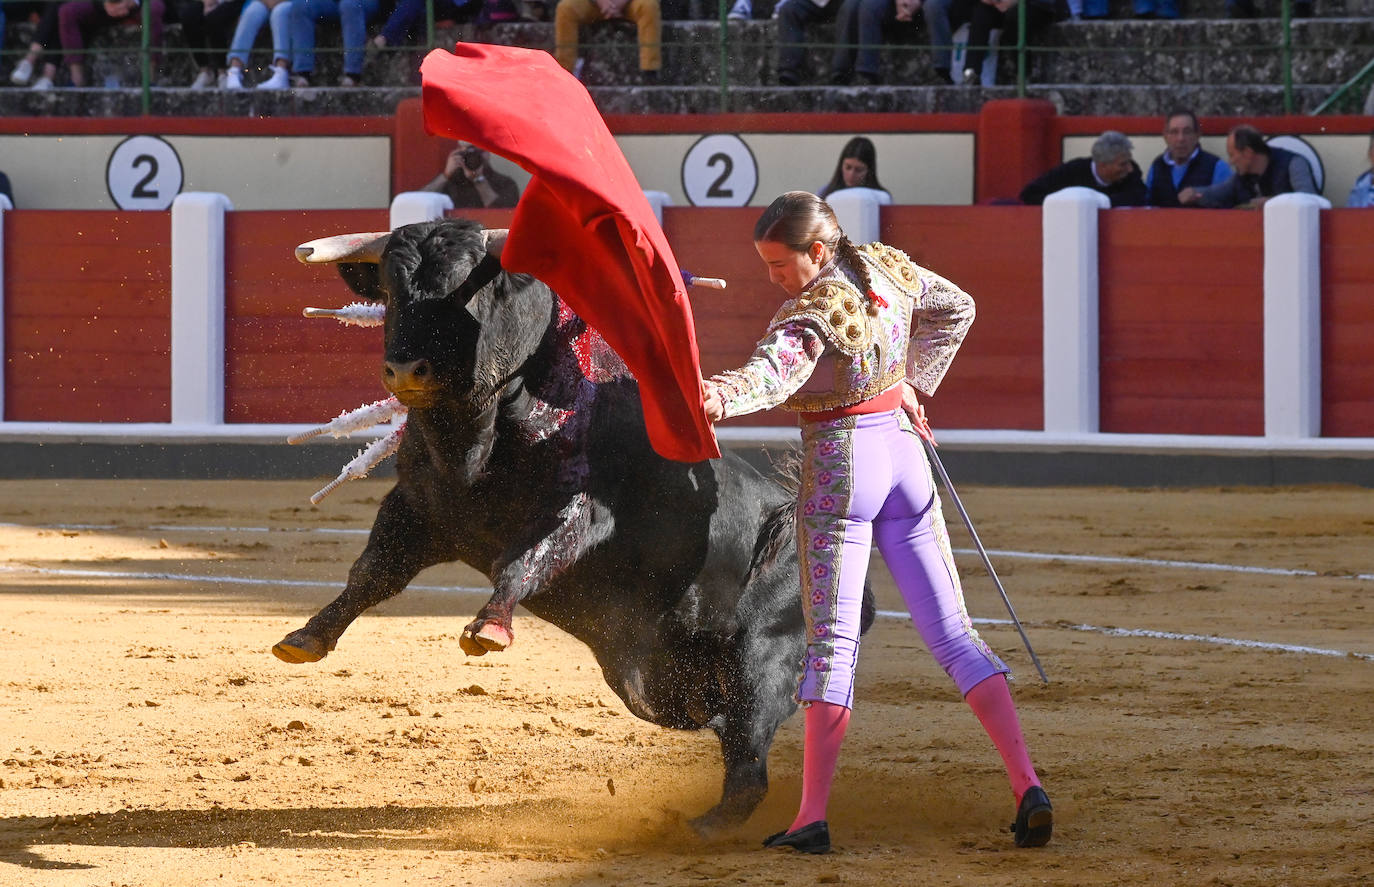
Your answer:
[422,142,521,209]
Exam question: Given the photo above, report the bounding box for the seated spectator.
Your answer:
[817,136,890,200]
[369,0,478,56]
[422,142,521,209]
[1346,133,1374,208]
[554,0,662,85]
[1019,131,1148,207]
[1146,108,1232,207]
[1179,124,1319,209]
[54,0,166,88]
[179,0,247,88]
[776,0,894,85]
[949,0,1060,86]
[289,0,381,87]
[225,0,293,88]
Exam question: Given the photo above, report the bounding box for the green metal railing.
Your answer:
[0,0,1366,116]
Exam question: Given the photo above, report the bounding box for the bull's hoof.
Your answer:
[459,622,512,656]
[272,630,332,664]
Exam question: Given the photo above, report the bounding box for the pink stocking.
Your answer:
[791,701,851,831]
[965,674,1040,803]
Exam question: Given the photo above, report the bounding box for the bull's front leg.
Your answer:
[273,492,437,664]
[459,492,603,656]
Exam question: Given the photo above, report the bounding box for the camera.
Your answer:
[461,146,485,172]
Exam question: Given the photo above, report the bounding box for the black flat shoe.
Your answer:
[763,820,831,854]
[1009,785,1053,847]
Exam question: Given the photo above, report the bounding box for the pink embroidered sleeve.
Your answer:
[707,321,827,419]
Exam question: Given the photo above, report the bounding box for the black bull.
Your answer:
[272,218,873,832]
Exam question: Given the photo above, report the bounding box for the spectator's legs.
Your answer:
[831,0,860,81]
[777,0,829,85]
[1080,0,1107,15]
[227,0,270,68]
[961,0,1000,75]
[853,0,886,81]
[923,0,954,80]
[379,0,427,47]
[625,0,662,73]
[553,0,600,72]
[337,0,379,76]
[269,1,294,64]
[179,0,214,72]
[206,1,247,65]
[1152,0,1179,17]
[58,0,106,86]
[292,0,339,77]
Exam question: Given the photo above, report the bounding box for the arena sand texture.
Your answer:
[0,478,1371,887]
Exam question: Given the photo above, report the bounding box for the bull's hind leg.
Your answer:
[274,492,435,663]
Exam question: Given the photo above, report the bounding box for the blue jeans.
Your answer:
[379,0,473,46]
[1133,0,1179,16]
[832,0,888,78]
[291,0,380,76]
[228,0,294,66]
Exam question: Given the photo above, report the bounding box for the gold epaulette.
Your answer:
[859,242,923,297]
[770,278,872,356]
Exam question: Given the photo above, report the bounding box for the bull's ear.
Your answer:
[337,262,385,301]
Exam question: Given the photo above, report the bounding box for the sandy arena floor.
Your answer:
[0,477,1371,886]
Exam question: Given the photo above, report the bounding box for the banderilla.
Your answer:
[921,436,1050,684]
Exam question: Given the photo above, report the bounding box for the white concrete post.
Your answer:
[1263,192,1330,439]
[0,195,9,421]
[171,192,233,426]
[825,187,890,244]
[390,191,453,229]
[1041,187,1109,434]
[643,190,673,226]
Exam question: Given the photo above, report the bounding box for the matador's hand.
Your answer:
[902,382,935,444]
[702,381,725,423]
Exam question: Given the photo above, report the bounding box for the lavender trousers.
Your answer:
[795,410,1008,708]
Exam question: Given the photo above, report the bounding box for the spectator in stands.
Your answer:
[289,0,381,87]
[1346,133,1374,208]
[948,0,1061,86]
[817,136,890,199]
[1019,131,1148,207]
[179,0,247,88]
[1145,108,1232,207]
[554,0,662,85]
[8,2,62,89]
[423,142,521,209]
[54,0,166,88]
[225,0,293,88]
[1178,124,1318,209]
[776,0,890,85]
[369,0,477,57]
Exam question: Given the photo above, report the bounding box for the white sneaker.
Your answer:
[256,66,290,89]
[338,74,358,87]
[190,69,215,89]
[727,0,751,18]
[10,57,33,86]
[30,75,54,91]
[225,67,244,89]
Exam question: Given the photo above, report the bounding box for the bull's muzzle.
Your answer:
[383,359,439,407]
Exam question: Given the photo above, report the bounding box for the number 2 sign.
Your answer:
[106,135,184,211]
[681,134,758,207]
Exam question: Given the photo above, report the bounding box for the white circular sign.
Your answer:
[681,134,758,207]
[106,135,183,210]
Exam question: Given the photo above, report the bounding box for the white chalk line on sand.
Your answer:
[5,520,1372,582]
[1,560,1370,664]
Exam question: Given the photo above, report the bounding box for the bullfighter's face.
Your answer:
[755,238,829,298]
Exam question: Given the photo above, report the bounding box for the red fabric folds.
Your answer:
[420,44,720,463]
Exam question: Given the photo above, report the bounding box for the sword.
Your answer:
[920,436,1050,684]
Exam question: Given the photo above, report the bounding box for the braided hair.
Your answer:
[753,191,876,306]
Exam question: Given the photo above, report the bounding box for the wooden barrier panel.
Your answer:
[1098,209,1264,436]
[4,211,171,421]
[224,210,391,423]
[1320,210,1374,438]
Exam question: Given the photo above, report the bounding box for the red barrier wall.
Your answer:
[1321,210,1374,438]
[4,211,171,421]
[224,210,391,423]
[1097,209,1265,436]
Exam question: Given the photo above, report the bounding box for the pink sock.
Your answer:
[965,674,1040,804]
[791,701,851,831]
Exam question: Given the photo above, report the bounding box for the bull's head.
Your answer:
[298,219,549,415]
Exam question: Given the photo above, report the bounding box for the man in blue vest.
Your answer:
[1179,124,1319,209]
[1145,109,1231,207]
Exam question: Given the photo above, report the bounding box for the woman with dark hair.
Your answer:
[817,136,888,199]
[702,191,1052,855]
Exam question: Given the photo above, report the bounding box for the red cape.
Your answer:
[420,45,720,463]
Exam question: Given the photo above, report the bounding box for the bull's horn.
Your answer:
[295,232,392,264]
